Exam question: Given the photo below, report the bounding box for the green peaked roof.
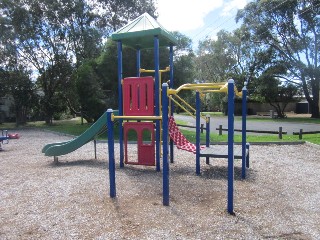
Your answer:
[111,12,178,49]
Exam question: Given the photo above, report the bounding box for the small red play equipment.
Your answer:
[123,76,154,116]
[124,122,155,166]
[0,130,19,150]
[122,76,156,166]
[8,133,20,139]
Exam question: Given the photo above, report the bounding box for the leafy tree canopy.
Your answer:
[237,0,320,118]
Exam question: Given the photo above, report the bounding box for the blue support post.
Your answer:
[169,45,174,164]
[107,109,116,198]
[241,82,247,179]
[162,83,169,206]
[206,115,210,165]
[227,79,235,214]
[154,36,161,172]
[196,91,201,175]
[136,48,141,77]
[117,41,124,168]
[246,143,250,168]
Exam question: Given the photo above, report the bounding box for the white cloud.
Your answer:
[157,0,224,31]
[221,0,248,16]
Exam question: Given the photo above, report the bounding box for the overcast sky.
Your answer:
[156,0,250,47]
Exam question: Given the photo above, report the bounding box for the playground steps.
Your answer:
[200,145,248,159]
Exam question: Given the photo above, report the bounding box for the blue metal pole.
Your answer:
[117,41,124,168]
[136,48,141,77]
[162,83,169,206]
[107,109,116,198]
[241,82,247,179]
[246,143,250,168]
[169,44,174,163]
[196,91,201,175]
[154,36,161,172]
[227,79,235,214]
[206,115,210,165]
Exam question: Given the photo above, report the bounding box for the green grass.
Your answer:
[299,134,320,145]
[183,111,320,124]
[180,129,319,144]
[239,116,320,124]
[1,117,319,145]
[0,118,92,137]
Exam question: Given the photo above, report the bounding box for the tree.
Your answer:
[0,0,102,123]
[196,31,236,83]
[1,0,157,123]
[97,0,157,32]
[75,61,106,123]
[195,29,271,112]
[237,0,320,118]
[0,68,38,125]
[36,57,73,123]
[257,75,300,118]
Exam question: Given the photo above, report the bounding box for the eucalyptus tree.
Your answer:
[96,0,157,32]
[237,0,320,118]
[0,0,157,123]
[196,31,237,83]
[0,0,103,123]
[195,29,271,112]
[196,28,273,90]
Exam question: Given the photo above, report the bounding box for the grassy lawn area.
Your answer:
[181,128,314,144]
[243,116,320,124]
[1,116,319,145]
[186,111,320,124]
[0,118,91,137]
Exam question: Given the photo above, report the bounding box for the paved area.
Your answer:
[174,114,320,135]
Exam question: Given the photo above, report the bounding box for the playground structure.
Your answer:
[41,13,249,214]
[0,130,19,150]
[107,13,250,214]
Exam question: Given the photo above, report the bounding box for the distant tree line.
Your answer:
[0,0,319,125]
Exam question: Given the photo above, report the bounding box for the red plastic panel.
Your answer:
[123,76,154,116]
[124,122,155,166]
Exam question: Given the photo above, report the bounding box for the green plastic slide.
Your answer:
[42,112,108,156]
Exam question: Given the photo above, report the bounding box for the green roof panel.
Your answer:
[111,13,178,49]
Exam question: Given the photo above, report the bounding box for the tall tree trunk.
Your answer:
[15,107,27,126]
[309,100,319,118]
[310,81,319,118]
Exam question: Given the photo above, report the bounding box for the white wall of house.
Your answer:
[0,96,14,119]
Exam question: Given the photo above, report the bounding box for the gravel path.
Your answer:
[1,129,320,239]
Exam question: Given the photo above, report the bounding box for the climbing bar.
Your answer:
[200,86,242,97]
[113,115,162,121]
[140,66,170,73]
[167,82,228,95]
[172,94,196,113]
[168,82,242,97]
[169,95,207,122]
[168,96,195,119]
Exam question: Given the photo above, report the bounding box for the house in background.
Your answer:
[0,96,14,123]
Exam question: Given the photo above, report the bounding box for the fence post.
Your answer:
[219,125,223,135]
[279,127,283,139]
[299,129,303,140]
[94,139,97,159]
[206,115,210,165]
[201,123,204,133]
